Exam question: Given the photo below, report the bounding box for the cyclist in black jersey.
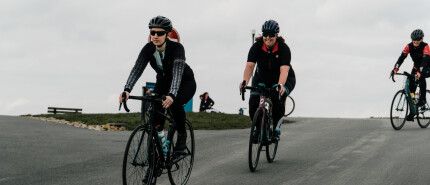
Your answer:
[120,16,196,150]
[240,20,296,141]
[392,29,430,121]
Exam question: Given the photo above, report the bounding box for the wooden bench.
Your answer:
[48,107,82,114]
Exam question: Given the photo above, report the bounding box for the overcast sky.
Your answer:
[2,0,430,117]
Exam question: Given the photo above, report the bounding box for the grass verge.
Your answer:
[30,112,293,130]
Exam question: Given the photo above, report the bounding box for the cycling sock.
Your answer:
[275,117,283,130]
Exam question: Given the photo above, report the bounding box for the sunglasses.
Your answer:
[150,30,168,36]
[262,32,277,38]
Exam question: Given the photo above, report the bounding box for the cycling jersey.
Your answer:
[124,39,196,134]
[395,42,430,73]
[394,41,430,104]
[247,40,296,91]
[124,39,195,100]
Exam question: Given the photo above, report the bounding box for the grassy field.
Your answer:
[31,112,293,130]
[31,112,253,130]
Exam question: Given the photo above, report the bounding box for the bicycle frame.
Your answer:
[143,104,189,170]
[257,95,273,143]
[402,76,418,115]
[126,96,188,170]
[241,83,278,144]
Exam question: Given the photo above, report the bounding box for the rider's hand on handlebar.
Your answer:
[162,96,174,108]
[119,91,130,103]
[276,84,286,96]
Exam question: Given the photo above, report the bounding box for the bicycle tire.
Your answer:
[390,90,408,130]
[285,96,295,116]
[167,120,195,185]
[416,90,430,128]
[249,109,264,172]
[122,124,155,185]
[266,113,278,163]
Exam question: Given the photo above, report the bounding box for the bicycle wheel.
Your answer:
[167,120,195,185]
[122,124,156,185]
[249,109,264,172]
[266,114,278,163]
[285,96,295,116]
[416,90,430,128]
[390,90,409,130]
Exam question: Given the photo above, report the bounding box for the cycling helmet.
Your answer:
[262,20,279,33]
[411,29,424,40]
[149,16,172,32]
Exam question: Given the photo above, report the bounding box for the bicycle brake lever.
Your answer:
[241,80,246,101]
[278,84,281,100]
[121,92,130,112]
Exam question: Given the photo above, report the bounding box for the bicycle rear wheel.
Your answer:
[249,109,264,172]
[167,120,195,185]
[266,115,278,163]
[390,90,408,130]
[285,96,295,116]
[417,90,430,128]
[122,124,155,185]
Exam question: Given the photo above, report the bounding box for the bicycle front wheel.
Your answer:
[285,96,295,116]
[249,109,264,172]
[266,114,278,163]
[417,90,430,128]
[122,124,155,185]
[390,90,408,130]
[167,120,195,185]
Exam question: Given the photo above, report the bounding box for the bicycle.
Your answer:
[120,92,195,185]
[285,95,295,117]
[240,81,281,172]
[390,71,430,130]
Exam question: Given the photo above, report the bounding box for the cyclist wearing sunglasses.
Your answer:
[392,29,430,121]
[120,15,196,150]
[240,20,296,141]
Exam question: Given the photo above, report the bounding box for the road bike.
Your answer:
[390,71,430,130]
[241,81,280,172]
[120,92,195,185]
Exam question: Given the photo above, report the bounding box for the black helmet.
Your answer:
[411,29,424,40]
[149,16,172,31]
[262,20,279,33]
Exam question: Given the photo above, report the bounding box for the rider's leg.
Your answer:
[270,92,287,141]
[171,80,196,151]
[418,77,427,106]
[248,94,260,121]
[407,69,418,120]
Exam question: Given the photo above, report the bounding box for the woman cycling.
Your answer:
[240,20,296,141]
[120,16,196,151]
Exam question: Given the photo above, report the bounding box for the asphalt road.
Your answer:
[1,116,430,185]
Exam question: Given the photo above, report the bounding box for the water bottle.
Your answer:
[158,130,166,149]
[416,92,420,103]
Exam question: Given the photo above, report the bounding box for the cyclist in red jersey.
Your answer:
[392,29,430,121]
